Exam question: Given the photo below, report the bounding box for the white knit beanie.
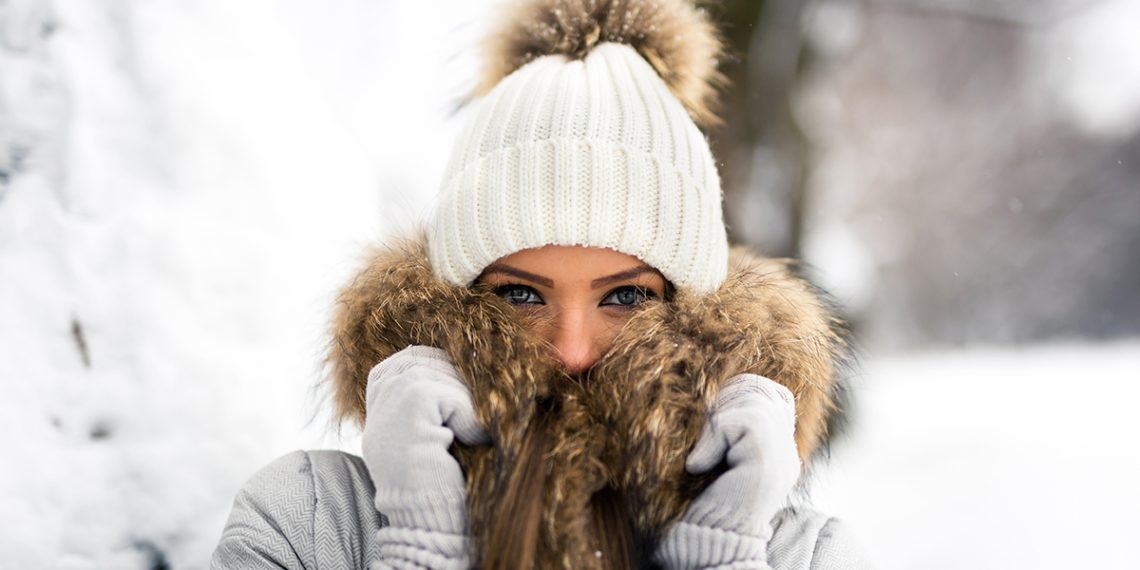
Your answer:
[428,2,728,293]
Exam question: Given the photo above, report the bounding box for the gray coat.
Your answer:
[211,450,873,570]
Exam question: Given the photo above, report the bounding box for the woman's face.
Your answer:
[477,245,667,374]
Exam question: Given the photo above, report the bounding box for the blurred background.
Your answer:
[1,0,1137,568]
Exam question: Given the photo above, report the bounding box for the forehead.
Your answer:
[494,245,660,283]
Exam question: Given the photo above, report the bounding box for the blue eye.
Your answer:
[601,285,655,308]
[495,284,544,305]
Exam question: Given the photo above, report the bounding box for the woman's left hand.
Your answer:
[654,373,801,569]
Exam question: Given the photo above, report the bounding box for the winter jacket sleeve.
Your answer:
[211,451,316,570]
[808,518,875,570]
[211,450,385,570]
[768,509,874,570]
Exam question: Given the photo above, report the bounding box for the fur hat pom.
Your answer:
[475,0,726,127]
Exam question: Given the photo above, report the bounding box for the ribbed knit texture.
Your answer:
[655,522,771,569]
[372,527,469,570]
[429,42,728,292]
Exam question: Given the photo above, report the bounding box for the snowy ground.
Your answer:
[810,342,1140,570]
[2,1,1138,569]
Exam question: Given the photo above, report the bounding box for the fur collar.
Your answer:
[327,234,850,567]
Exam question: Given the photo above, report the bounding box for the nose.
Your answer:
[550,308,601,374]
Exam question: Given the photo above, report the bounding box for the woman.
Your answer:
[212,1,871,568]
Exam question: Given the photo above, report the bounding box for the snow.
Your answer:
[0,0,491,567]
[812,342,1140,570]
[2,0,1138,568]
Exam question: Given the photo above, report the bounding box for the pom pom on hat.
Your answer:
[475,0,726,127]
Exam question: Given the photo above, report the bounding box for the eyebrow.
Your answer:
[480,264,556,288]
[590,265,659,289]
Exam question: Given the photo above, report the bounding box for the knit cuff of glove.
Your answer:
[655,520,771,570]
[374,489,469,536]
[373,526,470,570]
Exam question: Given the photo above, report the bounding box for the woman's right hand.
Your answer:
[362,345,489,570]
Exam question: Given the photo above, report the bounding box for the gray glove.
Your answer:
[654,374,802,570]
[362,345,489,570]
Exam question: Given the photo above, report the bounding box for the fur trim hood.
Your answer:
[326,235,851,568]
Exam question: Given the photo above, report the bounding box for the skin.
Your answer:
[477,245,668,374]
